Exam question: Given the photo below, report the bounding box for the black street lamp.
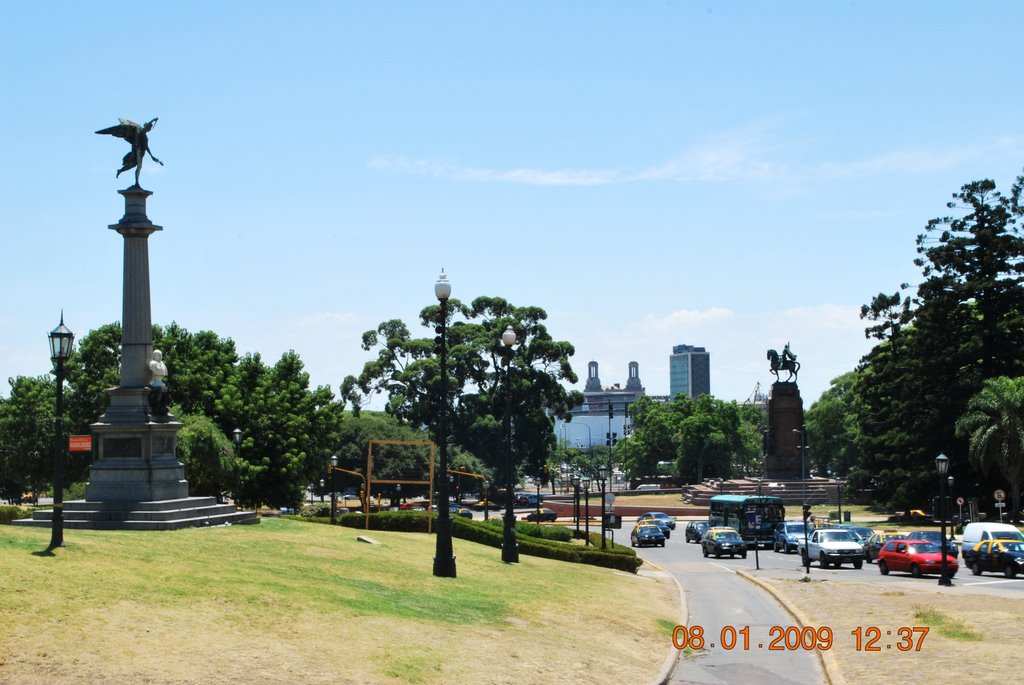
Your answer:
[501,325,520,563]
[793,428,810,576]
[329,454,338,525]
[47,314,74,550]
[319,479,325,503]
[936,453,953,587]
[433,270,457,577]
[598,465,609,549]
[582,475,592,545]
[482,480,490,521]
[571,473,581,537]
[231,428,242,508]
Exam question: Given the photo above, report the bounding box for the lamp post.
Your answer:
[501,325,519,563]
[433,270,457,577]
[606,405,616,493]
[598,465,609,549]
[47,315,74,550]
[483,481,490,521]
[582,475,592,545]
[571,473,581,537]
[329,454,338,525]
[793,428,810,575]
[232,428,242,508]
[936,454,952,587]
[319,479,325,503]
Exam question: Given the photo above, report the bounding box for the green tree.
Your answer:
[347,296,583,485]
[852,173,1024,508]
[955,376,1024,523]
[805,371,863,478]
[153,323,239,420]
[221,351,342,509]
[0,376,54,502]
[175,411,236,498]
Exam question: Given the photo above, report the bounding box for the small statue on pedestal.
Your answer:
[148,350,170,416]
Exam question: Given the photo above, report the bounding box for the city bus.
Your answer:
[708,494,786,548]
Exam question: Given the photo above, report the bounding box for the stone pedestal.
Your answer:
[764,381,807,479]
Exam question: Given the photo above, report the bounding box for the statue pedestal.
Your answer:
[764,382,807,479]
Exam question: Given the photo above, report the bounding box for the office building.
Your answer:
[669,344,710,399]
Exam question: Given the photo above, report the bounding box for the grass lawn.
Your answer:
[0,518,677,685]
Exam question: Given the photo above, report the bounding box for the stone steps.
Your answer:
[11,496,260,531]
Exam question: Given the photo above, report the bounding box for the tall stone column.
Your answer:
[86,188,187,502]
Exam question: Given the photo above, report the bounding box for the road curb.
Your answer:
[735,569,846,685]
[640,557,687,685]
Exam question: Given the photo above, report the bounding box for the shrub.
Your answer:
[0,506,32,525]
[335,510,641,573]
[300,502,332,518]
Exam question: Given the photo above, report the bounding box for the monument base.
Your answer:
[12,496,259,530]
[764,381,807,480]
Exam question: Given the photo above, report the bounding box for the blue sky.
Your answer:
[2,1,1023,407]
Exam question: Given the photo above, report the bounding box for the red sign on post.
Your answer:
[68,435,92,452]
[994,489,1007,502]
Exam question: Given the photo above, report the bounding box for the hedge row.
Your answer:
[333,510,642,573]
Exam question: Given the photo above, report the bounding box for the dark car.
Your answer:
[640,511,677,530]
[452,507,473,519]
[877,539,958,578]
[864,531,907,563]
[631,523,667,547]
[773,521,809,554]
[636,514,671,539]
[523,507,557,522]
[906,530,959,558]
[684,521,708,543]
[962,539,1024,577]
[701,528,747,559]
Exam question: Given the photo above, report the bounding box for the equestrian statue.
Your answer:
[767,342,800,383]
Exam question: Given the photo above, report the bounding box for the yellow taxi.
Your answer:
[864,530,908,563]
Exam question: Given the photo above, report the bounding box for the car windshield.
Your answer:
[907,543,940,554]
[1001,542,1024,552]
[818,531,854,542]
[718,532,741,540]
[637,525,660,534]
[993,531,1024,541]
[785,523,806,534]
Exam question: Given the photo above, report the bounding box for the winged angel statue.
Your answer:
[95,117,163,187]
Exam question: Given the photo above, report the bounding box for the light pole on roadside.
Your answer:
[47,314,75,550]
[329,454,338,525]
[598,465,609,549]
[433,270,457,577]
[500,325,520,563]
[793,428,810,576]
[936,454,953,587]
[571,473,581,537]
[231,428,242,508]
[582,475,592,545]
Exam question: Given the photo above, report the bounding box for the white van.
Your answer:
[960,522,1024,554]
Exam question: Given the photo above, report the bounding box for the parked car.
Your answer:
[684,520,709,544]
[523,508,557,522]
[877,539,958,578]
[701,527,747,559]
[906,530,959,558]
[864,531,907,563]
[639,511,677,530]
[636,514,671,539]
[962,539,1024,577]
[773,521,809,554]
[452,507,473,519]
[474,499,502,511]
[960,522,1024,554]
[631,523,667,547]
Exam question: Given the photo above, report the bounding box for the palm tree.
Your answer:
[955,376,1024,523]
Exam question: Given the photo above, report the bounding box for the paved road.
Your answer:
[637,538,825,685]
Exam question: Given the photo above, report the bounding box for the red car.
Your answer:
[877,538,958,578]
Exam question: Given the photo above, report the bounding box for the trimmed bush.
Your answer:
[300,502,332,518]
[335,510,641,573]
[0,506,32,525]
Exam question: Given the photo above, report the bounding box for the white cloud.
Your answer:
[296,311,354,327]
[641,307,735,332]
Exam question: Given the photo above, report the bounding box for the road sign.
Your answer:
[68,435,92,452]
[994,489,1007,502]
[956,496,964,506]
[995,502,1006,508]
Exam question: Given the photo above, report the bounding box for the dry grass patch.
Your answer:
[1,519,677,685]
[763,577,1024,685]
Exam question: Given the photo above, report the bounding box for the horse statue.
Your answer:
[767,346,800,382]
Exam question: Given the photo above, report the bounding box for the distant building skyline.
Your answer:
[669,344,711,399]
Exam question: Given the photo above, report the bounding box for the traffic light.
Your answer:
[802,504,811,520]
[608,404,614,419]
